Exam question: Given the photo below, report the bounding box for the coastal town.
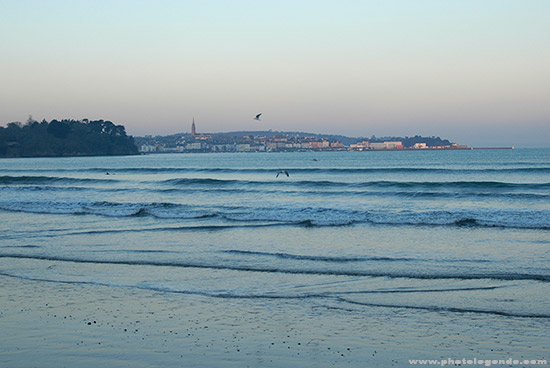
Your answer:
[135,119,469,154]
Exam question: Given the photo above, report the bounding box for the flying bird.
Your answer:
[276,170,289,178]
[254,113,262,121]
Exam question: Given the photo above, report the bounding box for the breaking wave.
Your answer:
[0,200,548,229]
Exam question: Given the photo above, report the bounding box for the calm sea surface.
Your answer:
[1,149,549,319]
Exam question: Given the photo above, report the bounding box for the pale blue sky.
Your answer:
[1,0,549,146]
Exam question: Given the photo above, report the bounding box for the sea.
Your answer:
[1,149,549,366]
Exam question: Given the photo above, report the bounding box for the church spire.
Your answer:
[191,117,196,137]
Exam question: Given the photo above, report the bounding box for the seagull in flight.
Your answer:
[276,170,289,178]
[254,113,262,121]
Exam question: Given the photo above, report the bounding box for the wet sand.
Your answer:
[1,275,548,368]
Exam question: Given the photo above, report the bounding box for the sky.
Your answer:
[1,0,549,147]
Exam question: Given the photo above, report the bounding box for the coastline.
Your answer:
[2,274,548,368]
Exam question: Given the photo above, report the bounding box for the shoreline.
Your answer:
[137,146,515,154]
[1,274,548,368]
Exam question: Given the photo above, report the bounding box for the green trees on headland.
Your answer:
[0,118,139,157]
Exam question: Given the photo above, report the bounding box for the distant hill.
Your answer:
[0,118,139,158]
[213,130,360,145]
[370,135,453,147]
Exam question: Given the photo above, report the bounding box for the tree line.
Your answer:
[0,118,139,157]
